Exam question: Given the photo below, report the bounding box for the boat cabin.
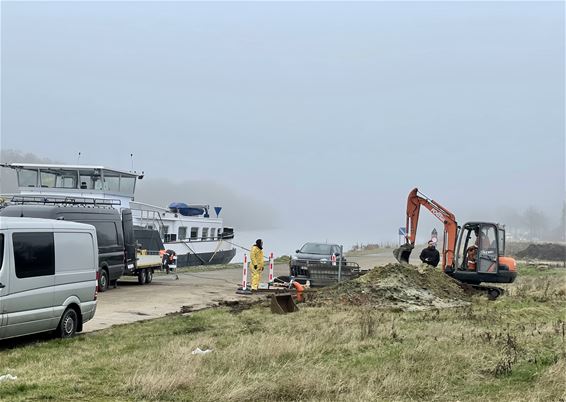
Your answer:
[1,163,140,208]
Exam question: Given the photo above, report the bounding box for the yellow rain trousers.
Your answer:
[250,245,265,290]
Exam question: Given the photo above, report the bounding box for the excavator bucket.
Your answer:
[393,244,414,264]
[270,294,299,314]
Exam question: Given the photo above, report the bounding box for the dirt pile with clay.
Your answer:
[515,243,566,262]
[308,263,470,311]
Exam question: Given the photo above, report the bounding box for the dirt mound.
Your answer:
[308,263,469,311]
[515,243,566,261]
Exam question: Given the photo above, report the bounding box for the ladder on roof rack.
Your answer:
[9,195,122,207]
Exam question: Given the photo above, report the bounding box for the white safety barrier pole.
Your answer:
[268,252,274,283]
[242,254,248,290]
[331,254,337,266]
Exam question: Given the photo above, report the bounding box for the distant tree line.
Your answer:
[350,243,386,252]
[501,203,566,242]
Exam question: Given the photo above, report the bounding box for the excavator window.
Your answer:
[498,229,506,256]
[456,226,478,271]
[477,225,498,274]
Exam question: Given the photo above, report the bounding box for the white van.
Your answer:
[0,217,98,340]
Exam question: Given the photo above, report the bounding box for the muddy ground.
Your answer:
[308,263,470,311]
[86,250,398,332]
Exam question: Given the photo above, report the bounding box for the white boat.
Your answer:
[130,201,235,266]
[0,163,236,267]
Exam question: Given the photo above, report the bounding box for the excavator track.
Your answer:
[458,283,504,300]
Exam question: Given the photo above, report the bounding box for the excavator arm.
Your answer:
[394,188,459,271]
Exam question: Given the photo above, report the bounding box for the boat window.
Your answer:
[210,228,216,239]
[178,227,187,240]
[40,170,57,188]
[39,169,78,189]
[79,171,94,189]
[59,171,78,188]
[103,171,120,192]
[162,226,169,234]
[120,176,136,194]
[17,168,39,187]
[202,228,209,240]
[190,227,198,239]
[79,170,104,190]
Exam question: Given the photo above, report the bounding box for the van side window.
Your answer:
[0,234,4,271]
[54,233,95,272]
[13,232,55,278]
[90,222,119,247]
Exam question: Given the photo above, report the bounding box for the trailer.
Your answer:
[124,251,163,285]
[122,227,169,285]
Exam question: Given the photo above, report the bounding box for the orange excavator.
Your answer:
[394,188,517,299]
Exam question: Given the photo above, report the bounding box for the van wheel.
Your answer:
[99,270,109,292]
[58,308,78,338]
[138,269,147,285]
[145,269,153,284]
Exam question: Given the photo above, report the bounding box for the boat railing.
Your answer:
[131,204,168,238]
[164,235,228,243]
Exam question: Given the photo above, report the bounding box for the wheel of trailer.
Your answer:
[145,269,153,284]
[138,269,147,285]
[57,308,78,338]
[98,269,109,292]
[487,288,502,300]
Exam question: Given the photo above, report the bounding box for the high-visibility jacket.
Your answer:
[250,245,264,269]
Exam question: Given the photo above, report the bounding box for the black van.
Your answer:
[0,204,136,292]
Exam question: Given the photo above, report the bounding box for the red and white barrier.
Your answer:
[331,254,337,266]
[242,254,248,290]
[268,252,274,283]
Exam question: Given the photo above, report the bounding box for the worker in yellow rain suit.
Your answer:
[250,239,265,291]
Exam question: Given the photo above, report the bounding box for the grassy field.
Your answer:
[0,265,565,401]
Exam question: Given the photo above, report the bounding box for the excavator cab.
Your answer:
[455,223,498,272]
[451,222,516,285]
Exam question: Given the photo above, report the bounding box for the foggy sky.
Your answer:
[1,2,564,249]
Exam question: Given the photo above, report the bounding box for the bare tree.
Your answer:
[523,206,549,241]
[497,207,526,240]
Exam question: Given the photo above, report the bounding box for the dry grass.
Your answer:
[0,265,565,401]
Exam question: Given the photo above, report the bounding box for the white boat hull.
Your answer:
[164,239,236,267]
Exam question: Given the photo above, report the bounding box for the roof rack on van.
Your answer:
[10,196,122,207]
